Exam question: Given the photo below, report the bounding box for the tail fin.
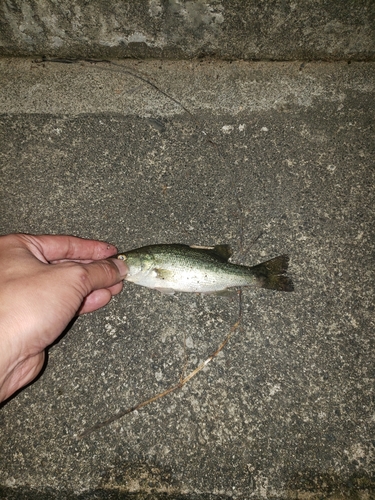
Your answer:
[251,255,294,292]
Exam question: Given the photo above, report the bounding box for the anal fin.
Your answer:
[201,289,238,298]
[155,287,176,295]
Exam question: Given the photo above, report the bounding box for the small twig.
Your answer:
[33,58,218,146]
[180,332,189,384]
[77,295,243,439]
[36,57,247,248]
[34,58,249,439]
[238,230,264,263]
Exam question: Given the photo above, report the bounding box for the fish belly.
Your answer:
[130,265,254,294]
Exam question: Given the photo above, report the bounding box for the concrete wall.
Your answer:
[1,0,374,60]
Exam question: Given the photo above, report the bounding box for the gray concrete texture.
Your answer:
[0,59,374,499]
[1,0,375,61]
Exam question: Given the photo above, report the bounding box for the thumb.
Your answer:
[76,258,128,295]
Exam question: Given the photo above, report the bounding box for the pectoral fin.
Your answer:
[154,268,174,280]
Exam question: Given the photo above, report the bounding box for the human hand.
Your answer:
[0,233,128,403]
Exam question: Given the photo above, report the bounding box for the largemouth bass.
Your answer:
[117,244,293,294]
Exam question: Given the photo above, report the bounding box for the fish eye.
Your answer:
[117,254,127,261]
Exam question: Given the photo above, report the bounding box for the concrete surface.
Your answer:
[1,0,375,61]
[0,59,374,499]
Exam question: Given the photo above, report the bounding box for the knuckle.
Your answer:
[73,265,92,292]
[99,260,118,282]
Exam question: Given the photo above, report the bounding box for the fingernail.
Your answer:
[112,257,128,278]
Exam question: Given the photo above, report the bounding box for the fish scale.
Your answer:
[117,244,294,295]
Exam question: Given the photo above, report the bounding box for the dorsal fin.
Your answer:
[211,245,232,261]
[189,244,233,261]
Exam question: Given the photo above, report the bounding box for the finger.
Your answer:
[78,289,113,314]
[24,234,118,262]
[74,258,128,296]
[78,281,123,315]
[107,281,124,296]
[49,258,104,264]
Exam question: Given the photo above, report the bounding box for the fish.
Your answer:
[117,244,294,295]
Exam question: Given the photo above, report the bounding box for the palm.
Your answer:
[0,234,126,402]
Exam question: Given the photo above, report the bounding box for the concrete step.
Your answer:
[1,0,374,61]
[0,58,374,499]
